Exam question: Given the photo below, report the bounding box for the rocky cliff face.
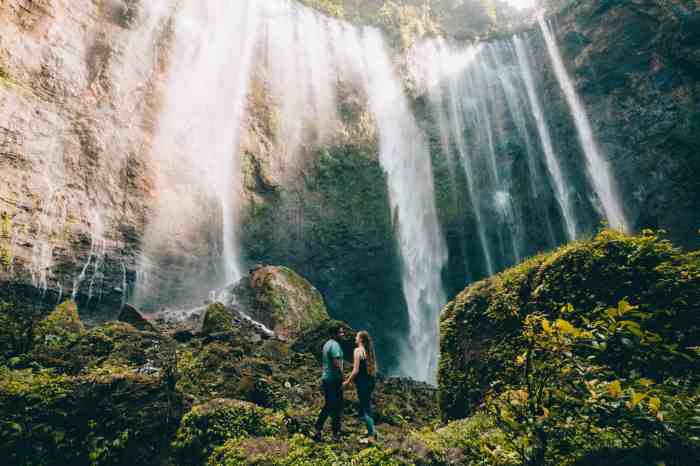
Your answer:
[0,0,168,312]
[535,0,700,249]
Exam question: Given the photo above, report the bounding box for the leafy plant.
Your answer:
[487,301,699,465]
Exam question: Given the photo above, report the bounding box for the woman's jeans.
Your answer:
[356,379,376,436]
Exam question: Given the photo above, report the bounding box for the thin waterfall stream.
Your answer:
[539,17,629,232]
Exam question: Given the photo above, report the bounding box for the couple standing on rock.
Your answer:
[313,323,378,444]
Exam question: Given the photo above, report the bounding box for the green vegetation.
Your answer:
[201,303,235,335]
[2,230,698,465]
[208,433,404,465]
[172,399,284,465]
[410,412,518,465]
[439,229,700,465]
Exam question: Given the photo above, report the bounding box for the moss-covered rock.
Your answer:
[230,265,328,340]
[405,412,517,466]
[118,304,158,333]
[33,300,84,349]
[438,230,700,421]
[0,364,183,466]
[201,303,235,335]
[208,433,405,466]
[171,398,285,465]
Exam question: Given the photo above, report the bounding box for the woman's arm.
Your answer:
[343,348,361,387]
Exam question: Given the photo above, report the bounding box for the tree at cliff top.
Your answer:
[298,0,529,43]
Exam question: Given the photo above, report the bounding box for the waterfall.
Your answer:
[538,17,629,232]
[133,0,447,381]
[135,0,261,305]
[128,1,631,382]
[409,37,564,278]
[361,29,447,383]
[513,35,578,240]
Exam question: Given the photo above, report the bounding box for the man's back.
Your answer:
[322,338,343,382]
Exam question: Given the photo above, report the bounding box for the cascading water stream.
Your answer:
[361,28,448,383]
[134,0,447,381]
[513,35,578,240]
[538,17,629,232]
[135,0,261,307]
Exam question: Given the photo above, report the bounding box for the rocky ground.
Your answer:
[1,230,699,465]
[0,264,442,466]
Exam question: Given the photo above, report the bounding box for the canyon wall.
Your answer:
[1,0,698,374]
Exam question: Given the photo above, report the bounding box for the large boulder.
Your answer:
[118,304,158,332]
[229,266,329,340]
[438,230,700,421]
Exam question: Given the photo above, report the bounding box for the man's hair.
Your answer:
[327,321,343,338]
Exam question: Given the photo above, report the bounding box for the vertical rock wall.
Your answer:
[0,0,169,312]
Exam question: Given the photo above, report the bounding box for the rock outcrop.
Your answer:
[438,230,700,421]
[535,0,700,249]
[228,266,328,340]
[0,0,166,312]
[0,297,438,466]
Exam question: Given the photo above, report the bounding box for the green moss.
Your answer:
[33,301,84,349]
[0,363,182,465]
[209,434,405,466]
[438,229,700,421]
[175,342,241,400]
[201,303,234,335]
[410,412,517,465]
[172,398,284,465]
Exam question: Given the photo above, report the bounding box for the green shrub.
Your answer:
[172,398,285,465]
[486,301,699,465]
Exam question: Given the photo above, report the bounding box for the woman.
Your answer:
[343,330,378,443]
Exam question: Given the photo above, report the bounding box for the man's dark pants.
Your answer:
[315,379,343,435]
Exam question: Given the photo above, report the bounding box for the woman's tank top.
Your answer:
[357,352,374,385]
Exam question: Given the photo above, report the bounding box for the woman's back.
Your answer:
[356,348,374,386]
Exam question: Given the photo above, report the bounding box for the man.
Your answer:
[314,322,345,441]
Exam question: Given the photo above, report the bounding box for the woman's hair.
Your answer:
[357,331,377,377]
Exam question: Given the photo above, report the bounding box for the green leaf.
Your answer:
[648,397,661,412]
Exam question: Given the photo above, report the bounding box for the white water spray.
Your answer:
[362,29,447,383]
[539,17,628,232]
[513,35,578,240]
